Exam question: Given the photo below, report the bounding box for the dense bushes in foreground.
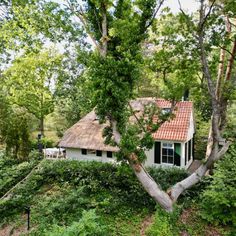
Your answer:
[200,145,236,226]
[0,159,189,235]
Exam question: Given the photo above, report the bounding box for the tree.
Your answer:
[3,50,62,135]
[60,0,236,212]
[0,89,31,159]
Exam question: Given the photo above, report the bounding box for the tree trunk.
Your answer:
[128,157,173,212]
[39,116,44,136]
[101,2,108,57]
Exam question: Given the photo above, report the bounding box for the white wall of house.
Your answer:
[183,138,194,169]
[187,111,195,141]
[145,146,155,166]
[66,148,116,163]
[145,140,193,168]
[65,137,194,169]
[181,142,186,167]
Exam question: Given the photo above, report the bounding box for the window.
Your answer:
[161,108,171,115]
[107,151,112,158]
[96,150,102,157]
[88,149,96,154]
[81,149,87,155]
[162,143,174,164]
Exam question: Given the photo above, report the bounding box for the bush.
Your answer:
[200,145,236,226]
[0,158,38,197]
[46,209,106,236]
[148,166,188,191]
[0,160,190,224]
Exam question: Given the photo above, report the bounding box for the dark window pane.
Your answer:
[168,156,173,164]
[168,149,174,156]
[96,150,102,157]
[162,148,167,155]
[107,151,112,158]
[81,149,87,155]
[162,156,167,163]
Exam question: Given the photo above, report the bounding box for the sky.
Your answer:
[53,0,200,14]
[164,0,199,13]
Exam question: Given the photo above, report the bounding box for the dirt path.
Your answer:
[139,214,154,236]
[0,224,28,236]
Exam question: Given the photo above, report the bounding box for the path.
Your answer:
[139,215,154,236]
[1,160,44,200]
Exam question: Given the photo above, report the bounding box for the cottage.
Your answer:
[59,98,194,168]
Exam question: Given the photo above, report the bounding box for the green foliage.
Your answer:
[3,50,61,119]
[0,160,188,227]
[148,167,188,191]
[30,137,55,150]
[0,92,32,158]
[46,210,106,236]
[200,145,236,226]
[145,9,200,101]
[194,113,210,160]
[78,0,163,139]
[0,156,38,197]
[146,206,181,236]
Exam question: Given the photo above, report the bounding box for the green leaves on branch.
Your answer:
[3,50,62,121]
[200,144,236,226]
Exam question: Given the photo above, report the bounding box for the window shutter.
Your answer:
[185,143,187,165]
[154,142,161,164]
[188,140,191,161]
[174,143,181,166]
[192,136,195,160]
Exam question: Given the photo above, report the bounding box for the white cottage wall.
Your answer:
[187,111,195,141]
[66,148,116,163]
[144,146,155,166]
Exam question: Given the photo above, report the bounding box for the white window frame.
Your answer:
[161,142,174,165]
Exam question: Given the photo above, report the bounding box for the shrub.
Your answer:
[0,158,38,197]
[148,166,188,191]
[0,160,190,223]
[46,209,106,236]
[200,145,236,226]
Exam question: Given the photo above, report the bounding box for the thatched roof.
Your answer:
[59,111,119,152]
[59,98,193,151]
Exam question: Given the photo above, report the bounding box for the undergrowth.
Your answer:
[0,159,189,235]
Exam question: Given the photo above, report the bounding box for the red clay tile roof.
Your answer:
[152,99,193,141]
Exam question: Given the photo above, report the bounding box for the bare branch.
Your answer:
[218,45,236,60]
[94,8,102,35]
[144,0,165,30]
[177,0,187,18]
[225,39,236,81]
[199,0,216,32]
[213,141,231,162]
[65,0,102,53]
